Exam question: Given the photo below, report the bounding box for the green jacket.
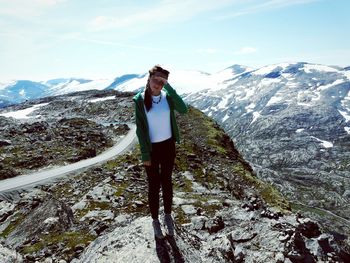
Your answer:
[133,83,188,161]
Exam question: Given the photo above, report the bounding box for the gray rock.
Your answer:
[343,190,350,199]
[5,198,73,247]
[275,252,285,262]
[233,245,245,263]
[0,243,23,263]
[190,216,207,230]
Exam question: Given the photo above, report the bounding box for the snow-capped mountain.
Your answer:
[0,80,49,107]
[184,62,350,223]
[0,65,252,108]
[0,78,114,107]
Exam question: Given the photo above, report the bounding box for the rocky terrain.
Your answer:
[0,90,349,262]
[183,62,350,238]
[3,62,348,239]
[0,90,132,179]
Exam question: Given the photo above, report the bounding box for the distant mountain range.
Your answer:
[1,62,350,225]
[0,64,253,108]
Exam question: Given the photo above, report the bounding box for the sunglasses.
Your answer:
[151,77,167,86]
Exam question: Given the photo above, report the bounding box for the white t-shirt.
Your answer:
[143,90,172,143]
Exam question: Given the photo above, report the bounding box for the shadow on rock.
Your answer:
[166,235,185,263]
[155,236,170,263]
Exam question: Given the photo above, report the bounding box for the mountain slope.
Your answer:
[184,62,350,236]
[0,90,349,262]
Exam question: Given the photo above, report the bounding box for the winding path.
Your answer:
[0,124,137,193]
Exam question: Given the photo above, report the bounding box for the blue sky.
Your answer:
[0,0,349,80]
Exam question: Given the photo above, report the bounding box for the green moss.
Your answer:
[193,200,222,217]
[260,185,290,212]
[174,147,190,172]
[0,213,25,238]
[104,149,139,170]
[54,182,74,197]
[192,168,223,190]
[174,175,193,193]
[290,202,328,217]
[113,181,129,197]
[230,163,290,211]
[21,231,96,254]
[174,207,191,224]
[189,107,228,155]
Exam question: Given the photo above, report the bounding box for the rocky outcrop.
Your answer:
[5,198,74,248]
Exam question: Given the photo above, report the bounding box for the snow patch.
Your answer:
[317,79,345,91]
[341,90,350,110]
[259,78,281,87]
[237,87,255,101]
[51,78,114,95]
[311,136,333,148]
[344,70,350,81]
[222,113,230,122]
[245,103,256,113]
[0,102,49,119]
[251,111,261,124]
[345,127,350,134]
[296,129,305,133]
[252,63,289,75]
[19,89,25,97]
[338,110,350,122]
[303,64,339,73]
[88,96,116,103]
[217,94,232,109]
[266,95,282,106]
[115,75,147,92]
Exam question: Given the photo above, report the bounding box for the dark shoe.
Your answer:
[152,219,164,239]
[164,214,175,236]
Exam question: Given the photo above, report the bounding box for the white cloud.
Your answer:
[196,48,218,54]
[235,47,257,55]
[34,0,65,6]
[215,0,320,20]
[88,0,236,31]
[0,0,66,17]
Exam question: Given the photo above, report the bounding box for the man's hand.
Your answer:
[143,160,152,166]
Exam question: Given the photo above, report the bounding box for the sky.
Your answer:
[0,0,349,81]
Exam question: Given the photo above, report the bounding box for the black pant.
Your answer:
[145,136,176,219]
